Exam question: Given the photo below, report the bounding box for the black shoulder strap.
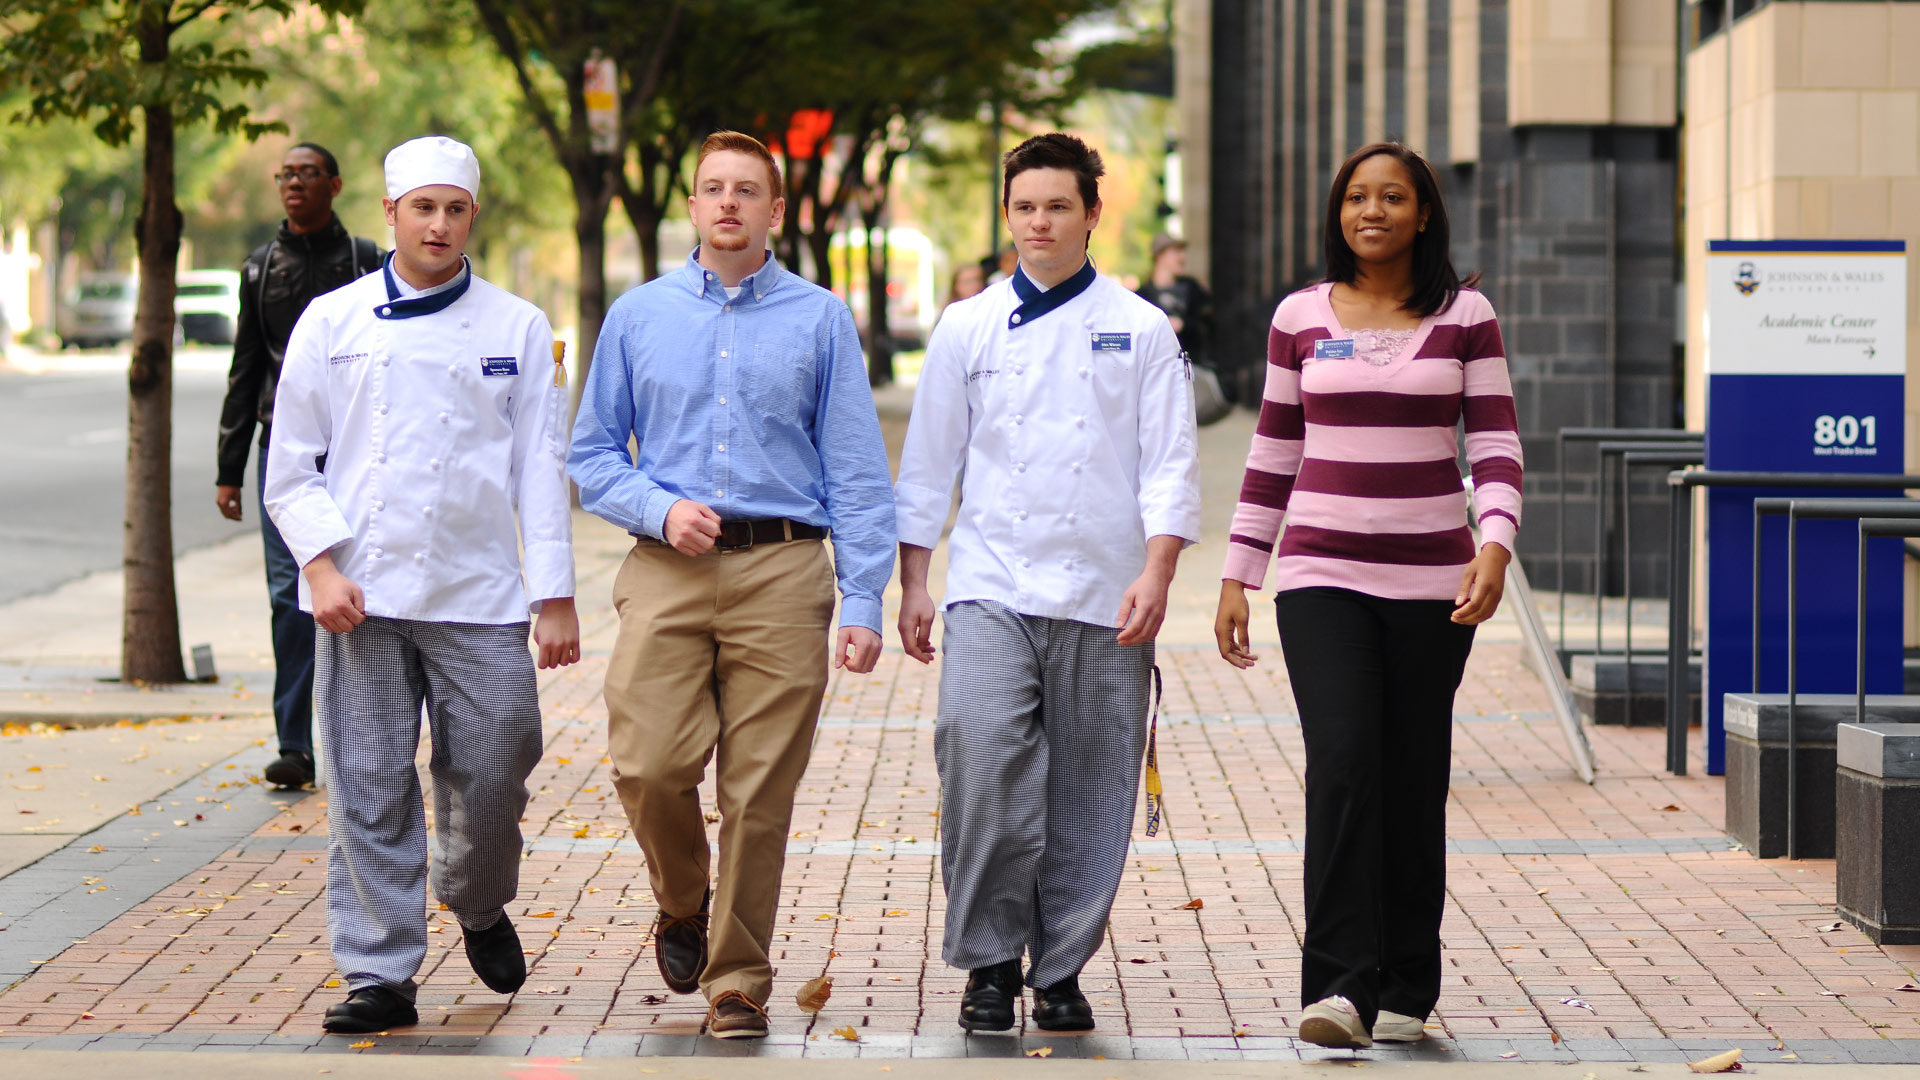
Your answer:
[352,237,380,279]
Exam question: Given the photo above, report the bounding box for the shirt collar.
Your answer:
[376,253,471,320]
[684,247,782,303]
[1008,258,1096,330]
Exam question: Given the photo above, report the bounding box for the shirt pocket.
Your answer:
[747,342,815,417]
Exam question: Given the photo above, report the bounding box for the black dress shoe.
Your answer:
[958,958,1023,1031]
[464,914,526,993]
[653,890,710,994]
[264,750,315,789]
[322,984,418,1034]
[1032,974,1094,1031]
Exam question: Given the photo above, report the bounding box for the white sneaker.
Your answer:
[1297,994,1372,1049]
[1371,1009,1427,1042]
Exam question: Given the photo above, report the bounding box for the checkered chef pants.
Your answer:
[934,600,1153,989]
[316,616,543,998]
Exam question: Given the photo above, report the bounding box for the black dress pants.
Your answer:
[1275,587,1476,1029]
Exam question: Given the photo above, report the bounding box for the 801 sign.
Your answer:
[1814,414,1877,447]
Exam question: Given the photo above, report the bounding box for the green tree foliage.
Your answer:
[0,0,363,683]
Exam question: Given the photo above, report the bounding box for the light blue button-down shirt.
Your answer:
[568,249,896,632]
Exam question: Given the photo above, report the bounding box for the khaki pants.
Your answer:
[604,537,834,1004]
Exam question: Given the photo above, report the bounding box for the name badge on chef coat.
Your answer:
[1091,332,1132,352]
[1313,338,1356,360]
[481,357,519,377]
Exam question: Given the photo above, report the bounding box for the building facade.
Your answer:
[1179,0,1685,594]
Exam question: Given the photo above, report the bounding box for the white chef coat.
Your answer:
[895,268,1202,626]
[264,264,574,625]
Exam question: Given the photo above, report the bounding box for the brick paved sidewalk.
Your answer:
[3,627,1917,1063]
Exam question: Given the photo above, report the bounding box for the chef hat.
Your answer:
[384,136,481,202]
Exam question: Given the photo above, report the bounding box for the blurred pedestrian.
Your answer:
[896,133,1201,1034]
[266,136,580,1034]
[214,142,381,791]
[986,244,1017,284]
[1135,233,1212,366]
[944,261,985,309]
[1214,142,1521,1049]
[569,131,896,1040]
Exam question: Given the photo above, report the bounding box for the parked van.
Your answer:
[175,270,241,345]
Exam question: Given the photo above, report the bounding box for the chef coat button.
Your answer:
[415,552,426,562]
[460,320,470,329]
[371,548,383,559]
[1014,414,1024,425]
[373,500,385,510]
[1078,367,1089,378]
[448,365,458,376]
[717,443,727,453]
[1011,313,1022,325]
[1077,417,1086,428]
[1014,462,1026,473]
[430,459,440,471]
[1072,463,1082,473]
[376,452,387,463]
[1018,510,1028,521]
[422,506,433,516]
[1021,558,1032,568]
[381,356,390,366]
[1067,513,1077,524]
[439,412,449,423]
[378,404,389,414]
[1015,366,1025,375]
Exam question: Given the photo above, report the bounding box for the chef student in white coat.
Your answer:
[264,135,579,1036]
[894,132,1202,1034]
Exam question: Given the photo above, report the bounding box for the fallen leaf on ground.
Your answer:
[796,975,833,1013]
[528,911,556,918]
[1659,804,1681,811]
[1128,958,1149,964]
[533,986,561,995]
[1561,997,1596,1013]
[831,1025,860,1041]
[1180,898,1204,910]
[1892,983,1920,992]
[1232,1027,1250,1037]
[1687,1048,1742,1073]
[349,1040,375,1049]
[573,827,589,838]
[1026,1047,1052,1058]
[884,909,909,917]
[1818,990,1844,997]
[1499,1052,1519,1059]
[1815,921,1844,932]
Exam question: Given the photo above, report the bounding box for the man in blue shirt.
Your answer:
[569,130,896,1041]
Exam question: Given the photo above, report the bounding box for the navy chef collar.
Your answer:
[1007,258,1097,330]
[375,253,472,320]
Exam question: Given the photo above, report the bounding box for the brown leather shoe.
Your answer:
[652,890,710,994]
[706,989,768,1039]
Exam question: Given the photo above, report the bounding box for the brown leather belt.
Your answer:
[714,518,827,551]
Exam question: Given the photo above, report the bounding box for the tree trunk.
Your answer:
[123,20,185,684]
[865,216,893,387]
[573,175,608,392]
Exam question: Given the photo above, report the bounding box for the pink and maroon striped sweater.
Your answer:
[1222,283,1523,600]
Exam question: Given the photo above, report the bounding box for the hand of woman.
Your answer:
[1451,542,1511,625]
[1214,580,1258,668]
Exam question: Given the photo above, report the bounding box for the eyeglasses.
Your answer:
[272,167,330,185]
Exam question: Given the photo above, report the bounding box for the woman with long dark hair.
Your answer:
[1214,143,1522,1049]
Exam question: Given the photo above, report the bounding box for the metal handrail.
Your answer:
[1748,498,1920,858]
[1556,428,1701,647]
[1662,471,1920,775]
[1859,518,1920,728]
[1619,449,1704,702]
[1594,441,1704,662]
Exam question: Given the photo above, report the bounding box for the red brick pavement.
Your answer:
[3,641,1918,1047]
